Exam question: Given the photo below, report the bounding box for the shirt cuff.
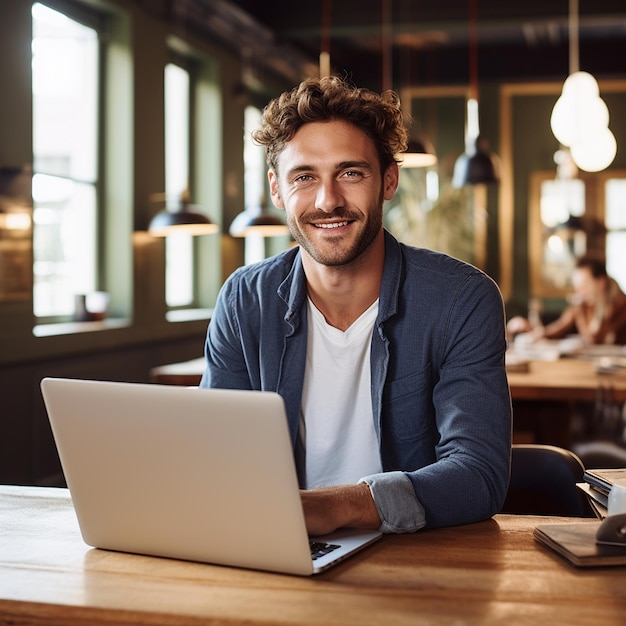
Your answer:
[359,471,426,534]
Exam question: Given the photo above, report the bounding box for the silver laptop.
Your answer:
[40,377,381,575]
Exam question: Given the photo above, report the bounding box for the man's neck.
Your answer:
[302,233,384,331]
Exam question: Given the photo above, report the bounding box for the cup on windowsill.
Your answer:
[74,292,109,322]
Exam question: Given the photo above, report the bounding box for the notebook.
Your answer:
[534,519,626,568]
[40,377,382,576]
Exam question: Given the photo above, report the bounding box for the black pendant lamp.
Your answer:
[402,137,438,169]
[149,191,219,236]
[229,198,289,238]
[452,0,500,187]
[380,0,437,169]
[453,134,500,187]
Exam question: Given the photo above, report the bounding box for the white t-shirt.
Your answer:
[300,297,382,488]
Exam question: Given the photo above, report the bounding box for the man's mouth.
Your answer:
[315,221,350,229]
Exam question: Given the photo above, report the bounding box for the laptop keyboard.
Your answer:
[310,540,341,561]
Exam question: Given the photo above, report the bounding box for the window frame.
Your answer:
[31,1,107,323]
[528,168,626,299]
[32,0,134,334]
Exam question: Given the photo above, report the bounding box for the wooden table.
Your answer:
[1,485,625,625]
[152,356,626,403]
[507,358,626,403]
[150,357,205,386]
[507,357,626,445]
[150,356,626,446]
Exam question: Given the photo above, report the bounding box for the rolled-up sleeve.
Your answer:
[360,472,426,533]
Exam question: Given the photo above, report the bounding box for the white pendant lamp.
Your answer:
[550,0,616,172]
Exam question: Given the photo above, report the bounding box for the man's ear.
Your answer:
[268,170,284,209]
[383,162,400,201]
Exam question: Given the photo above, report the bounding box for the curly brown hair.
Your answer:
[252,76,408,175]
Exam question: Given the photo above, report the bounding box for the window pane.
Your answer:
[165,64,189,201]
[537,178,586,291]
[244,106,265,208]
[607,232,626,293]
[165,62,193,307]
[32,3,99,318]
[32,5,98,181]
[32,174,96,316]
[605,178,626,292]
[605,179,626,230]
[165,233,193,307]
[539,179,585,228]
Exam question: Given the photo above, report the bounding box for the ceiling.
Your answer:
[169,0,626,92]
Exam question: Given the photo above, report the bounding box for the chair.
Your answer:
[572,440,626,469]
[501,444,594,517]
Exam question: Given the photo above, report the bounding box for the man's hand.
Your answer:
[300,483,381,536]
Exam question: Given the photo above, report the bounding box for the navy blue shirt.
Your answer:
[201,229,512,532]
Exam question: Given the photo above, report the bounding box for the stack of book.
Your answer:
[577,468,626,518]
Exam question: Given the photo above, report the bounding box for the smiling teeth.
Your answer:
[317,221,349,229]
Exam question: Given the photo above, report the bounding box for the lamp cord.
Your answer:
[468,0,479,101]
[569,0,579,74]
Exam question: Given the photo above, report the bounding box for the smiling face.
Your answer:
[268,120,398,268]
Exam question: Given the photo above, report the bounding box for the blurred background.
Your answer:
[1,0,626,485]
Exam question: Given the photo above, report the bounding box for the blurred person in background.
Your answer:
[508,254,626,345]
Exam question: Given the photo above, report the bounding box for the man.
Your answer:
[201,76,511,535]
[508,255,626,345]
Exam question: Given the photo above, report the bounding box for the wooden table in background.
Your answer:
[507,358,626,445]
[1,485,625,625]
[151,356,626,402]
[150,357,205,386]
[507,358,626,403]
[150,356,626,446]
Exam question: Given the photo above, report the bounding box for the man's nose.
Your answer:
[315,179,344,213]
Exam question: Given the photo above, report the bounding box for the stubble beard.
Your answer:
[287,193,384,268]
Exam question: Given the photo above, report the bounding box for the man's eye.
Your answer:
[294,174,314,183]
[344,170,362,179]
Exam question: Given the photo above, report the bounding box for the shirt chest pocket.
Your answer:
[381,364,434,443]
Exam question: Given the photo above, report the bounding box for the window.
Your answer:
[242,105,268,264]
[163,55,223,315]
[164,62,193,308]
[529,170,626,298]
[32,2,100,319]
[604,178,626,291]
[244,105,266,208]
[536,177,586,293]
